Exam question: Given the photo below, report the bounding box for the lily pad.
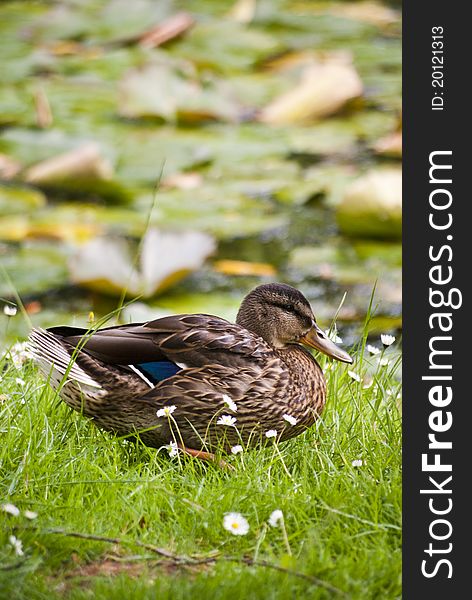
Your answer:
[169,20,283,74]
[336,167,402,239]
[0,2,52,84]
[0,201,154,243]
[286,121,359,157]
[135,184,289,240]
[22,143,132,203]
[28,0,173,45]
[289,244,345,279]
[68,228,216,298]
[0,87,35,127]
[275,165,356,206]
[156,290,242,323]
[0,241,69,297]
[119,62,241,123]
[0,185,46,216]
[0,128,97,168]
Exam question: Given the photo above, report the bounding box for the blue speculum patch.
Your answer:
[136,360,181,384]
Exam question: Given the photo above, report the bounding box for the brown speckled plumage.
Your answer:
[28,283,351,453]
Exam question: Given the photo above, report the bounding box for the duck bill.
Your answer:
[300,323,353,364]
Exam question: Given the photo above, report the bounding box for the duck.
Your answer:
[28,283,352,464]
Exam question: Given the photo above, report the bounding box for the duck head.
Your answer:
[236,283,352,364]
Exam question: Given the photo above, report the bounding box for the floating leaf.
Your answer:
[336,168,402,239]
[169,20,283,74]
[22,143,131,203]
[69,228,216,298]
[119,63,241,123]
[24,143,112,184]
[260,58,363,124]
[321,2,399,29]
[0,185,46,216]
[0,214,103,243]
[289,245,344,280]
[121,302,173,324]
[228,0,257,24]
[0,2,52,85]
[29,0,172,45]
[138,184,289,240]
[374,131,402,157]
[0,155,22,180]
[161,172,203,190]
[156,290,241,323]
[34,87,53,129]
[213,259,276,277]
[274,165,356,206]
[0,241,69,297]
[138,12,195,48]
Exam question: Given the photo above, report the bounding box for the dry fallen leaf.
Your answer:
[263,50,323,74]
[337,168,402,239]
[325,2,399,28]
[228,0,257,23]
[374,131,402,157]
[0,216,103,243]
[259,58,363,124]
[161,172,203,190]
[139,12,195,49]
[213,259,276,277]
[34,87,53,129]
[24,143,113,185]
[0,154,22,180]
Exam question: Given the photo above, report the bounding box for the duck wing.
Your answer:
[48,314,273,372]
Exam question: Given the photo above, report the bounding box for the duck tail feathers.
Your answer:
[28,328,102,389]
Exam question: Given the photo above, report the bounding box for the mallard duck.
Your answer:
[29,283,352,463]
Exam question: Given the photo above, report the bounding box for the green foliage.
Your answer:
[0,333,401,599]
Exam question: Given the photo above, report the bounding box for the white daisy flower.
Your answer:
[363,379,374,390]
[223,512,249,536]
[156,405,177,418]
[222,394,237,412]
[347,370,361,382]
[1,342,34,368]
[366,344,380,355]
[265,429,278,439]
[217,414,237,426]
[381,334,395,347]
[1,503,20,517]
[268,509,284,527]
[231,445,243,455]
[9,535,24,556]
[3,304,17,317]
[165,441,179,457]
[24,510,38,520]
[282,414,298,426]
[15,378,25,387]
[377,357,389,367]
[352,459,364,467]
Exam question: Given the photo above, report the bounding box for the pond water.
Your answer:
[0,0,401,349]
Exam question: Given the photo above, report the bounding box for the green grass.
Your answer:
[0,337,401,600]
